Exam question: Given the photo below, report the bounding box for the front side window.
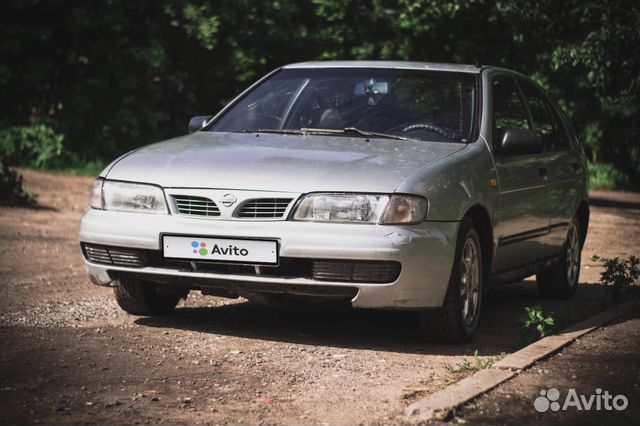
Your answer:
[518,79,570,150]
[210,68,477,143]
[492,75,530,150]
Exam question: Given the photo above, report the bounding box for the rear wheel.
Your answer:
[536,218,581,300]
[113,278,181,315]
[420,218,483,344]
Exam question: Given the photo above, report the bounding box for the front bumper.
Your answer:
[79,209,459,309]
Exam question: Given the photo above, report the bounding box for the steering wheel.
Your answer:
[402,123,453,140]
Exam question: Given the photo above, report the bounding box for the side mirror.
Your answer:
[188,116,212,134]
[500,129,543,156]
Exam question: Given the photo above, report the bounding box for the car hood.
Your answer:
[106,132,466,193]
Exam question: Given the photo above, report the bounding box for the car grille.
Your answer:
[235,198,293,219]
[82,244,147,267]
[312,260,401,283]
[173,195,221,217]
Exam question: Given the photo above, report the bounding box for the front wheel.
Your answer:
[113,278,181,315]
[536,218,581,300]
[420,218,483,344]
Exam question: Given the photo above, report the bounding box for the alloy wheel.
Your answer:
[460,236,480,327]
[566,221,580,285]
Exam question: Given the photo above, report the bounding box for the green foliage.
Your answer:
[0,125,66,168]
[0,124,63,204]
[444,350,495,374]
[0,0,639,186]
[588,162,630,190]
[0,124,104,177]
[0,162,36,205]
[593,255,640,303]
[522,306,556,341]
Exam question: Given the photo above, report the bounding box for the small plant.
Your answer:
[522,306,555,341]
[594,255,640,303]
[444,350,494,374]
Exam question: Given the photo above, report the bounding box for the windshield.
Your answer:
[209,68,478,143]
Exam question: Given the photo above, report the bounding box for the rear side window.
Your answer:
[517,79,570,151]
[492,76,530,150]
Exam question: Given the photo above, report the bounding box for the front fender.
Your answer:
[397,140,498,222]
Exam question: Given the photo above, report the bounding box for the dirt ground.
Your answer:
[454,308,640,425]
[0,169,639,425]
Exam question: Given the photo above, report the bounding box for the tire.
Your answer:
[113,278,181,315]
[536,218,581,300]
[420,217,483,344]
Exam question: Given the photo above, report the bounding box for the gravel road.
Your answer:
[0,169,638,425]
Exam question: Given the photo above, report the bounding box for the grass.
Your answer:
[444,350,502,374]
[25,159,107,177]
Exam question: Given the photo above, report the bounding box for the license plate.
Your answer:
[163,235,278,265]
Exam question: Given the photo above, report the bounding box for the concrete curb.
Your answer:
[404,298,640,422]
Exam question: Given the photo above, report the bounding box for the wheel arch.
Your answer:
[575,200,590,247]
[463,204,494,287]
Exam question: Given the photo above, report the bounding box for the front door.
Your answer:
[491,75,551,273]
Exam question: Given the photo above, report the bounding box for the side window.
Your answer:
[492,76,530,150]
[518,80,570,150]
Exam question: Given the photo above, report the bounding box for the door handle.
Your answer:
[539,167,549,180]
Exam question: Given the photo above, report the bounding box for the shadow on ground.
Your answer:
[136,280,610,356]
[589,195,640,211]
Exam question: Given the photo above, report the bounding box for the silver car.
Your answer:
[80,61,589,343]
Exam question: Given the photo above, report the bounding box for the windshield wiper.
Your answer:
[241,128,305,135]
[300,127,413,142]
[241,127,415,142]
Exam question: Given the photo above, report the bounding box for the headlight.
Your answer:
[91,180,168,214]
[292,193,427,224]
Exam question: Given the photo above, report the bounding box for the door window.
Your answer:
[492,76,530,151]
[518,80,570,151]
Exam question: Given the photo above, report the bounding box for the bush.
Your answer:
[0,125,66,169]
[593,255,640,303]
[0,161,36,205]
[0,124,70,205]
[588,162,629,191]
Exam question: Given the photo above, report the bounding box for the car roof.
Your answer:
[283,61,484,74]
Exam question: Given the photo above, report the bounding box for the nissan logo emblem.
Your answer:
[220,194,237,207]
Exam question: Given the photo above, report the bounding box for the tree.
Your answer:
[1,0,638,186]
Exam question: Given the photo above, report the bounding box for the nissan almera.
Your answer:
[80,61,589,343]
